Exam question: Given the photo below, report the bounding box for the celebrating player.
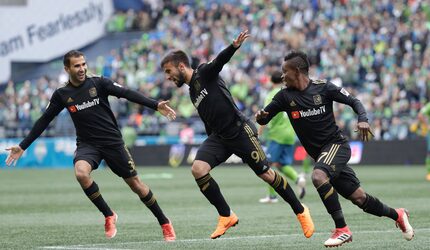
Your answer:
[256,50,414,247]
[5,50,176,241]
[161,30,314,239]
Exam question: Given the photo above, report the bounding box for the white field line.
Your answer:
[40,228,430,250]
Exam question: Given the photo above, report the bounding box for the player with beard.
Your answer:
[255,50,414,247]
[6,50,177,241]
[160,30,314,239]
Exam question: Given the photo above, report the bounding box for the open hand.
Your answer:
[355,122,374,141]
[157,100,177,121]
[255,109,269,121]
[5,146,24,167]
[232,29,250,48]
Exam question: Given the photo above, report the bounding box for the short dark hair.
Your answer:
[271,70,283,84]
[63,50,84,67]
[284,50,310,75]
[160,50,190,68]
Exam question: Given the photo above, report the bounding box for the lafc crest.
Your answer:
[89,87,97,97]
[313,95,322,105]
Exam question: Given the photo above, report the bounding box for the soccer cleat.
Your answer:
[395,208,414,241]
[210,211,239,239]
[296,173,306,199]
[161,220,176,242]
[259,196,279,203]
[324,226,352,247]
[105,212,118,239]
[426,173,430,181]
[296,204,314,238]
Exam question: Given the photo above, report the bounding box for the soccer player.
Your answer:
[255,51,414,247]
[258,70,306,203]
[160,30,314,239]
[5,50,176,241]
[417,104,430,181]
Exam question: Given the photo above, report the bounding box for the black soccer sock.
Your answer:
[140,190,169,225]
[196,173,230,216]
[83,181,113,217]
[270,171,304,214]
[358,193,398,221]
[317,181,346,228]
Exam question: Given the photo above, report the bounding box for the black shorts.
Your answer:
[314,142,361,198]
[195,121,270,175]
[74,142,137,178]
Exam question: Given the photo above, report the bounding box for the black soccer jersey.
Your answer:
[19,76,158,150]
[257,79,368,160]
[188,44,247,139]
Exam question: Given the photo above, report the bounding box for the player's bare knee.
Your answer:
[74,163,91,183]
[125,176,147,195]
[191,160,210,178]
[311,169,328,187]
[349,188,366,206]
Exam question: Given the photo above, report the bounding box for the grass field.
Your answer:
[1,165,429,249]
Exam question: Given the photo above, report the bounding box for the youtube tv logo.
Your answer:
[291,111,300,119]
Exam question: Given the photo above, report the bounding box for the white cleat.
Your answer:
[395,208,414,241]
[324,226,352,248]
[296,173,306,199]
[259,196,279,204]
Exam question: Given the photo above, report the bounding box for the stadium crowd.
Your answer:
[1,0,430,141]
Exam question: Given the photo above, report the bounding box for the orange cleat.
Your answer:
[161,220,176,242]
[296,204,314,238]
[210,212,239,239]
[105,212,118,239]
[324,226,352,247]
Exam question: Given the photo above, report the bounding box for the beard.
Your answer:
[175,71,187,87]
[71,70,86,85]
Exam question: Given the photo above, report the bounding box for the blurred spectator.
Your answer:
[121,121,138,149]
[2,0,430,141]
[179,122,195,145]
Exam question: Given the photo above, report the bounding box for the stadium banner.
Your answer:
[131,139,426,167]
[0,137,76,168]
[360,139,426,165]
[0,0,114,83]
[0,138,426,168]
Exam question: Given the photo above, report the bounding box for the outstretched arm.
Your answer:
[200,30,250,77]
[6,92,64,166]
[103,79,176,120]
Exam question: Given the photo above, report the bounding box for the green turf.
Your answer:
[0,165,429,249]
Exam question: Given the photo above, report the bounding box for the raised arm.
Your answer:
[200,30,250,77]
